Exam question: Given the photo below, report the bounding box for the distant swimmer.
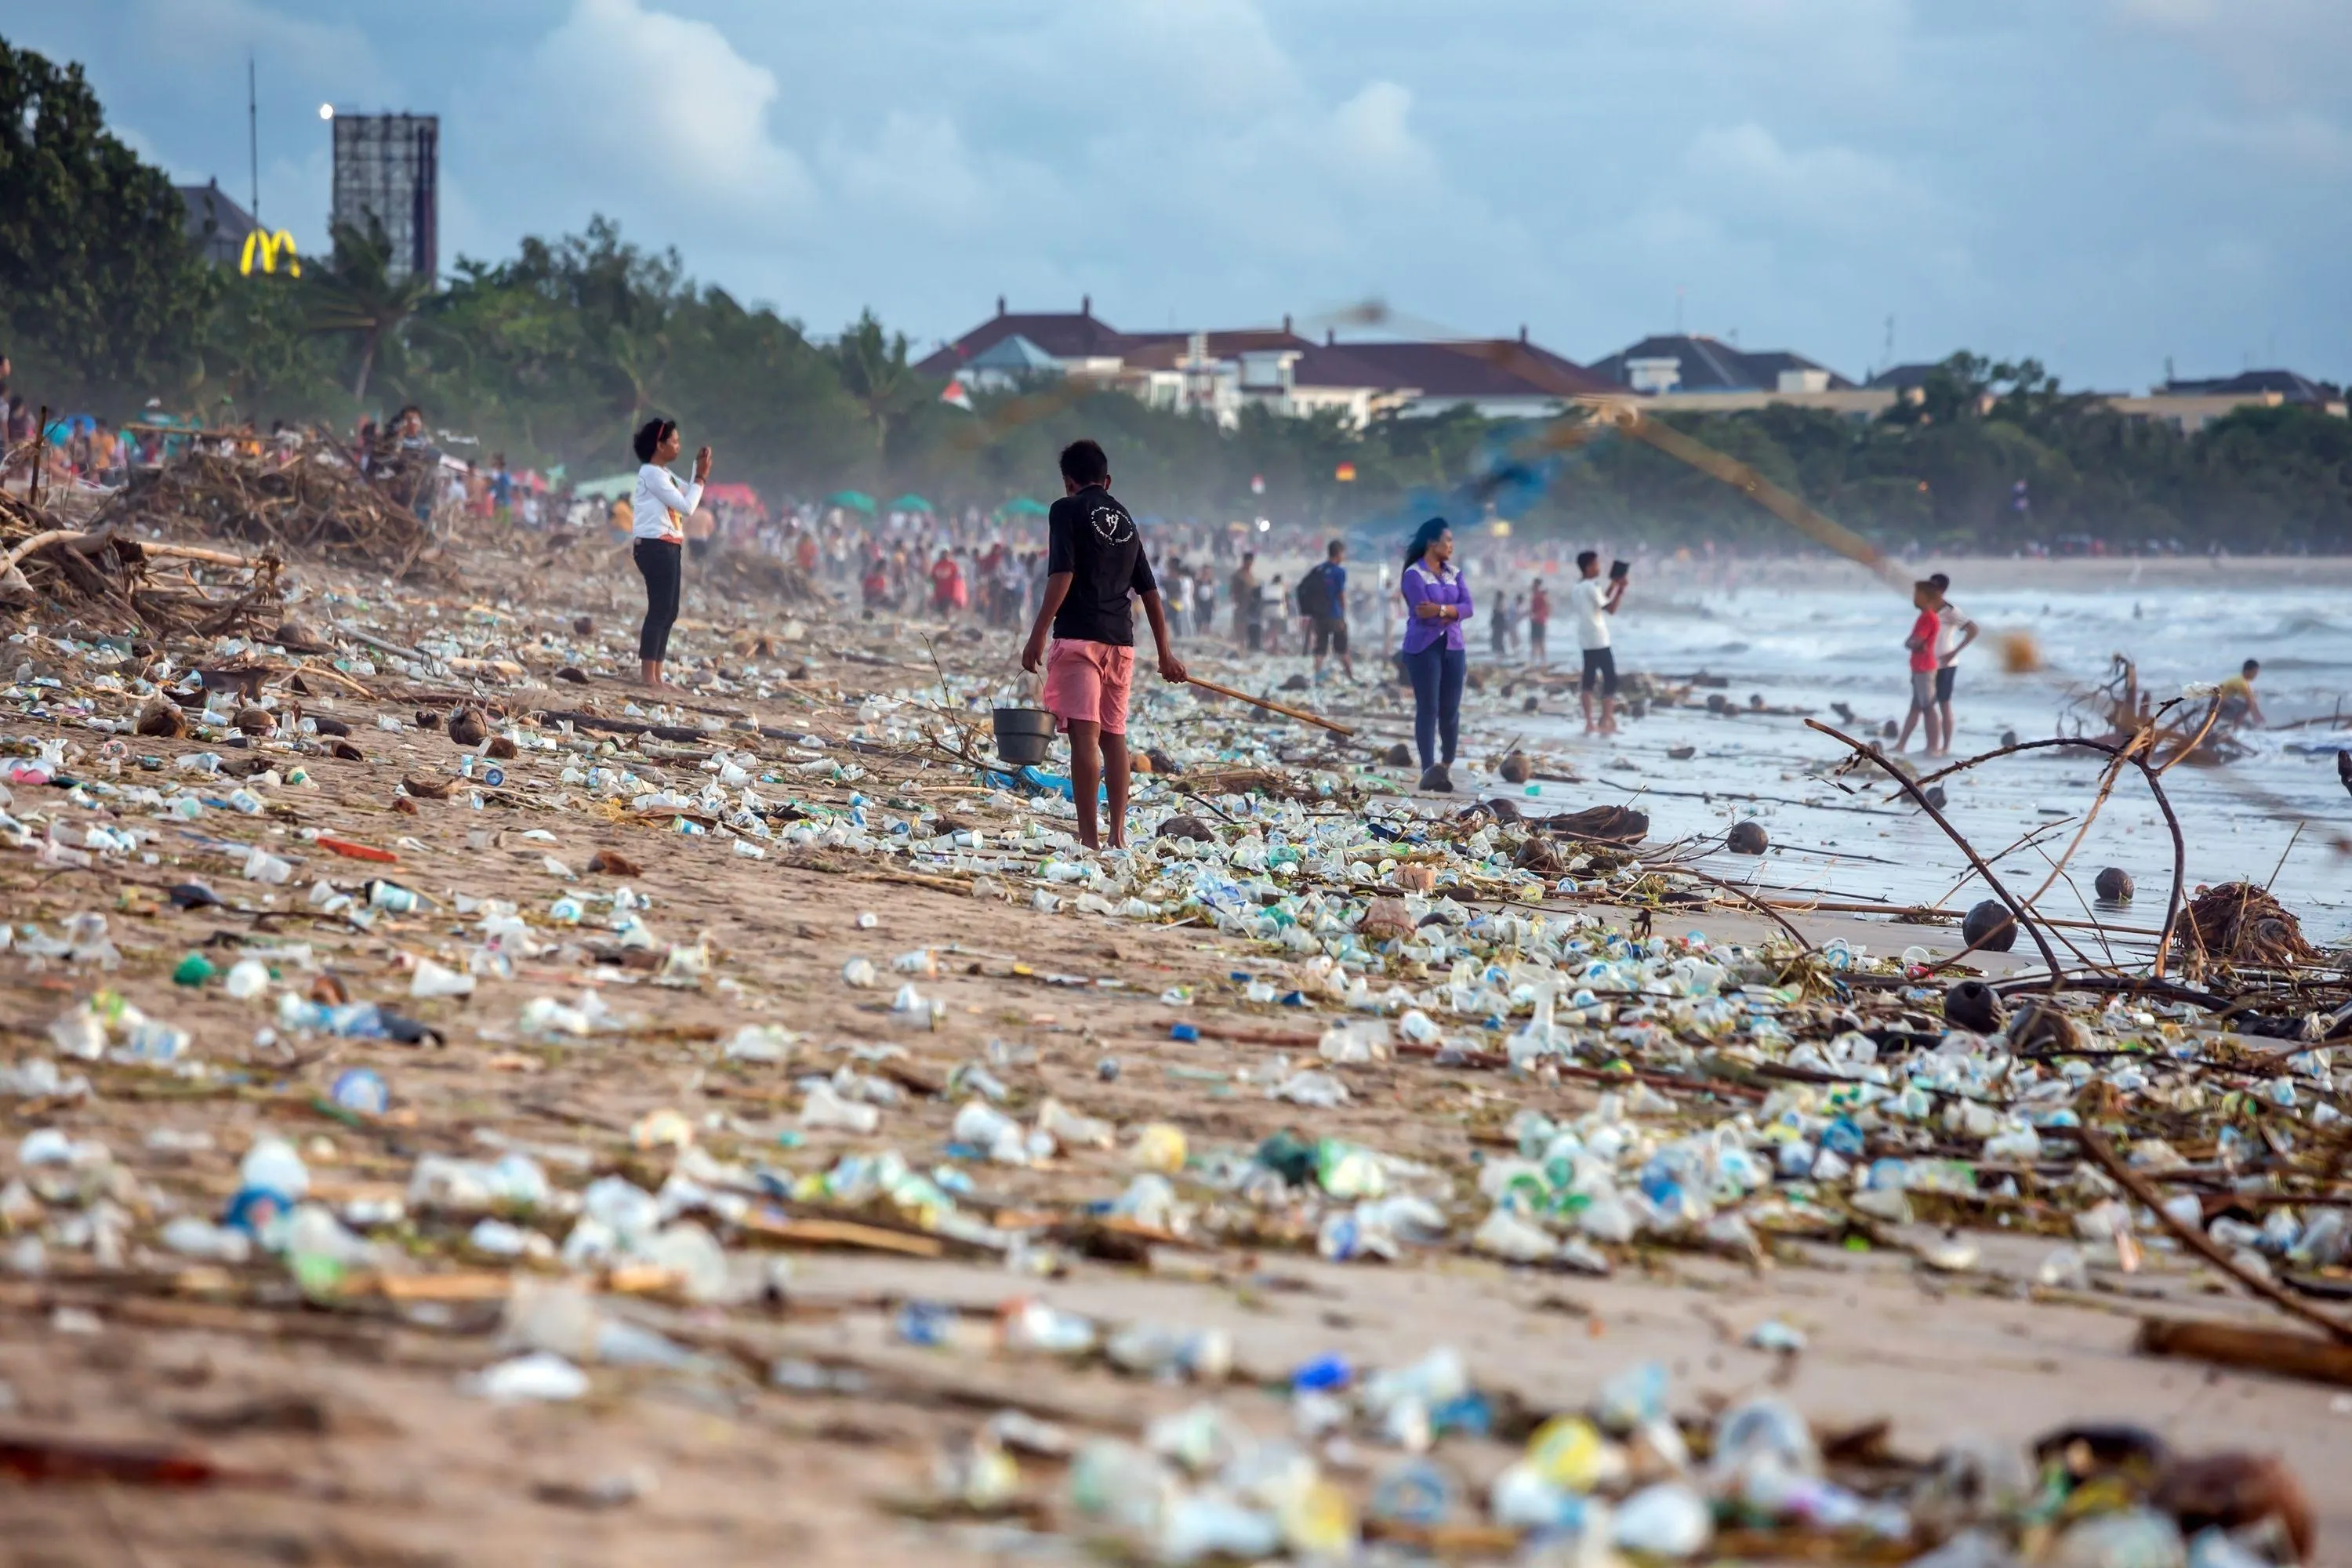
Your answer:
[2216,659,2267,728]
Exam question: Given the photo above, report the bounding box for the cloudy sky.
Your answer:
[11,0,2349,390]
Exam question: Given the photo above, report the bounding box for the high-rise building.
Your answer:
[329,113,438,282]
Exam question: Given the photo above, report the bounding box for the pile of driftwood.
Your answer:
[1,488,284,637]
[96,437,437,576]
[698,544,825,607]
[2176,880,2320,973]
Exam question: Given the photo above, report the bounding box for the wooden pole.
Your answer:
[30,405,49,506]
[1184,674,1356,736]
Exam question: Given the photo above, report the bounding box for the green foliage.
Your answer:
[303,219,436,401]
[191,270,339,420]
[0,38,212,405]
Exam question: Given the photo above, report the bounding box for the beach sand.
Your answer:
[0,529,2344,1565]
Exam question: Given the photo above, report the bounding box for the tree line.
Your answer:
[5,36,2348,550]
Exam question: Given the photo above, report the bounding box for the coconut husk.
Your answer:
[2174,881,2320,972]
[136,698,189,739]
[1514,836,1568,875]
[1539,804,1650,845]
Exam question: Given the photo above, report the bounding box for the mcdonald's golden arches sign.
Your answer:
[239,229,301,278]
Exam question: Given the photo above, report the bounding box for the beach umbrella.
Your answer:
[827,489,877,514]
[1000,496,1050,517]
[571,473,635,501]
[888,493,935,514]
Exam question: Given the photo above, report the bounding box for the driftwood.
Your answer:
[97,436,437,577]
[1184,675,1356,736]
[0,511,283,636]
[2135,1316,2352,1388]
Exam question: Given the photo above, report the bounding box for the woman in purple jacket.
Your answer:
[1399,516,1472,791]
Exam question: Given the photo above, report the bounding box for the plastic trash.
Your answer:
[410,957,476,998]
[239,1135,310,1200]
[329,1068,390,1116]
[800,1083,881,1135]
[2051,1508,2188,1568]
[223,957,271,1000]
[999,1298,1099,1356]
[1105,1323,1232,1381]
[470,1351,590,1402]
[1614,1483,1713,1557]
[1131,1122,1188,1172]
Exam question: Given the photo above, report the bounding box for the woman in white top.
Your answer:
[630,417,712,688]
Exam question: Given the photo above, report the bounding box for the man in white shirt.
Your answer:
[1570,550,1628,735]
[1926,571,1977,757]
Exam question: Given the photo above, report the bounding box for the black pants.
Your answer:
[1404,643,1466,769]
[634,539,682,662]
[1581,646,1618,697]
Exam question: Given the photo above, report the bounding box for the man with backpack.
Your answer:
[1298,538,1355,680]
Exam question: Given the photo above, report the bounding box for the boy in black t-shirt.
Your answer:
[1019,439,1188,850]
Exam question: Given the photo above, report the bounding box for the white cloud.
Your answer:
[523,0,813,218]
[815,112,1062,234]
[1679,123,1944,242]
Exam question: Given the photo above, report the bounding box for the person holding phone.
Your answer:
[1399,517,1473,791]
[630,416,711,689]
[1571,551,1628,735]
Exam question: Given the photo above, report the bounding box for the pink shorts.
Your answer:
[1042,639,1135,735]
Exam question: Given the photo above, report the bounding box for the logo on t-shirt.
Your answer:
[1090,505,1134,545]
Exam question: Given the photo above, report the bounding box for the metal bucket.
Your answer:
[990,706,1058,766]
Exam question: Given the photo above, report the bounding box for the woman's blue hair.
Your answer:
[1404,516,1450,570]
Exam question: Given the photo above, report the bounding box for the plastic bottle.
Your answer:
[1613,1483,1713,1557]
[951,1099,1026,1163]
[1472,1207,1559,1264]
[998,1297,1098,1356]
[799,1083,881,1135]
[239,1135,310,1200]
[410,957,476,998]
[223,957,271,1000]
[1156,1494,1281,1564]
[1105,1322,1232,1381]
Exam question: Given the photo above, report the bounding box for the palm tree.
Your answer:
[305,220,434,401]
[825,310,913,452]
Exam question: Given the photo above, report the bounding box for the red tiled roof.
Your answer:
[913,310,1138,377]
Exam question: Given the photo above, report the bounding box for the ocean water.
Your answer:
[1505,569,2352,946]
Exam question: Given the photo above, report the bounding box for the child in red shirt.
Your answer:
[1895,580,1944,753]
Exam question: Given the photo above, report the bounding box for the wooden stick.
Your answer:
[1184,674,1356,736]
[2135,1316,2352,1388]
[2078,1125,2352,1345]
[1,530,267,574]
